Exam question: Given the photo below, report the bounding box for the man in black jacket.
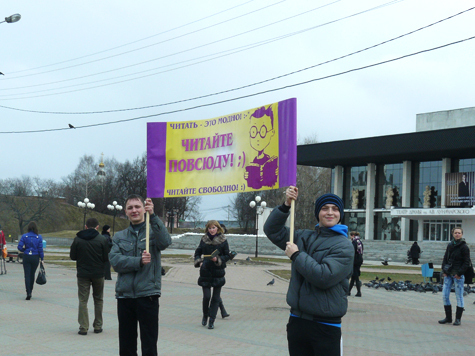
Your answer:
[70,217,109,335]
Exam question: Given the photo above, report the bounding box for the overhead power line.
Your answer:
[0,0,403,101]
[0,5,471,114]
[0,0,340,91]
[2,33,474,134]
[5,0,260,75]
[0,0,310,81]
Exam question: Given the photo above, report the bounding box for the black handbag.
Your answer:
[465,260,475,284]
[36,262,47,285]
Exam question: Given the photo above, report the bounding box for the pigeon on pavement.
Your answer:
[267,278,275,286]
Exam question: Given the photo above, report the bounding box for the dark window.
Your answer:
[452,158,475,172]
[376,163,403,208]
[374,212,401,240]
[344,166,366,209]
[412,161,442,208]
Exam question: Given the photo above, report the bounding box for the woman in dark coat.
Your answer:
[349,231,364,297]
[194,220,231,329]
[410,241,421,265]
[102,225,113,280]
[439,227,470,326]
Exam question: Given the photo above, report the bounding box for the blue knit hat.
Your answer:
[315,193,344,223]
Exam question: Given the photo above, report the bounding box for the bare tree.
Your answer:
[230,192,265,233]
[116,153,147,201]
[0,177,59,234]
[62,154,125,214]
[62,155,102,206]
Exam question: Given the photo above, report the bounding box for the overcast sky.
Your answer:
[1,0,474,220]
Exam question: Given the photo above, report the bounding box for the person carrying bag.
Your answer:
[36,261,46,285]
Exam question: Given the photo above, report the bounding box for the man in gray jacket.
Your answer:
[264,187,354,356]
[109,195,171,356]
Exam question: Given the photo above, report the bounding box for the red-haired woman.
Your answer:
[194,220,231,329]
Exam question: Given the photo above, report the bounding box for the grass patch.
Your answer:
[44,255,71,261]
[42,230,77,239]
[46,261,76,268]
[361,265,421,271]
[162,254,193,259]
[252,257,290,264]
[268,269,435,285]
[360,272,429,284]
[269,269,291,280]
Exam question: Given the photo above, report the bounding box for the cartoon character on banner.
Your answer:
[244,106,278,189]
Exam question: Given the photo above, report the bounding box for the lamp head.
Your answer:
[5,14,21,23]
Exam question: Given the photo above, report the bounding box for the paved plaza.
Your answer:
[1,248,475,355]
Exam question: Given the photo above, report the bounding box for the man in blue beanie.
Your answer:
[264,186,354,356]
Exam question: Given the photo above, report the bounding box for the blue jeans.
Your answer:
[442,274,465,308]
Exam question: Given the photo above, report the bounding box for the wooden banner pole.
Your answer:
[289,199,295,244]
[146,211,150,252]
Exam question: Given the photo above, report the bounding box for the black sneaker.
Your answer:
[78,330,87,335]
[94,329,103,334]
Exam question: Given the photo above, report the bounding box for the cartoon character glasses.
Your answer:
[250,125,270,139]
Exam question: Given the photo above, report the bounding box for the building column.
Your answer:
[441,158,451,208]
[417,222,424,241]
[365,163,376,240]
[333,165,344,197]
[401,161,412,241]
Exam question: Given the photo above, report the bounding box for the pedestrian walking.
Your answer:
[349,231,364,297]
[439,227,470,326]
[17,222,44,300]
[264,187,354,356]
[410,241,421,265]
[102,225,113,280]
[109,195,171,356]
[194,220,232,329]
[70,217,109,335]
[0,224,6,275]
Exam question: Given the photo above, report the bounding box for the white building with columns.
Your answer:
[297,107,475,242]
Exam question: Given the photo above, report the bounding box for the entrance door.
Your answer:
[423,220,462,241]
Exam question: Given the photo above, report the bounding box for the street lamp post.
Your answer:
[107,201,123,236]
[77,198,95,229]
[249,196,266,258]
[1,14,21,24]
